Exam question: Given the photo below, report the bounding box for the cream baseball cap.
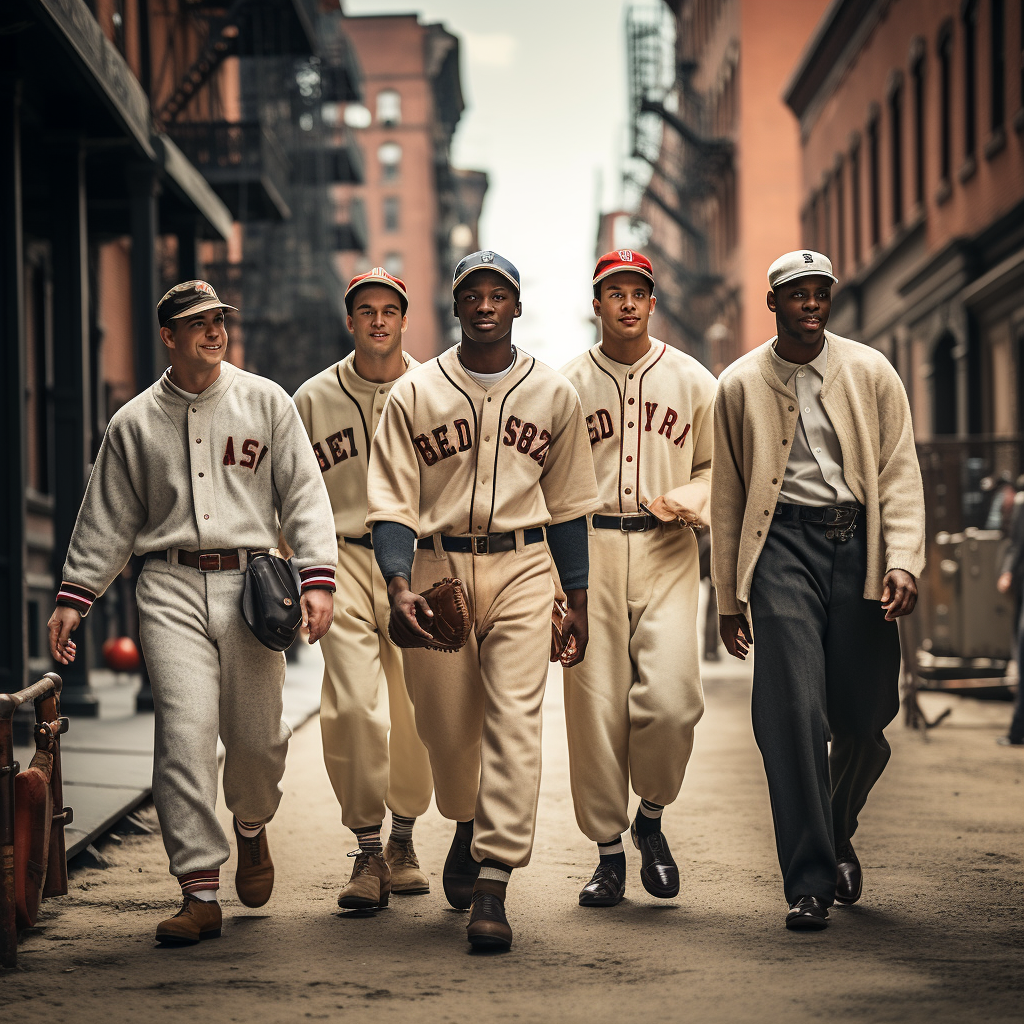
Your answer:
[767,250,838,290]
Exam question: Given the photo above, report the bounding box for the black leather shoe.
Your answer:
[786,895,830,930]
[630,821,679,899]
[579,861,626,907]
[835,840,862,905]
[442,824,480,911]
[466,893,512,951]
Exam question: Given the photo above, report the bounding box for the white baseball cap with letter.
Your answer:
[767,250,838,290]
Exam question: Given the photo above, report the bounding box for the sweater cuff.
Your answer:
[56,582,97,617]
[298,566,336,593]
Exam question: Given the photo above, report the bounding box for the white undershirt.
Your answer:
[163,369,199,402]
[460,347,515,389]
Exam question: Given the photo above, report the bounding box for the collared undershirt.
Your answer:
[769,338,857,507]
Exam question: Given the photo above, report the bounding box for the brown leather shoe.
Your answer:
[384,839,430,895]
[466,892,512,951]
[233,819,275,908]
[155,895,222,945]
[338,851,391,910]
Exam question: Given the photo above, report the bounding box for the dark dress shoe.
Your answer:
[835,841,862,905]
[630,821,679,899]
[786,895,830,930]
[579,861,626,907]
[443,824,480,911]
[466,893,512,951]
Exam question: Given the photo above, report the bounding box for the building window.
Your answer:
[384,252,403,277]
[834,158,846,276]
[850,139,862,266]
[867,115,880,248]
[821,174,832,256]
[378,141,402,183]
[383,196,400,232]
[962,1,978,162]
[938,25,953,184]
[889,79,904,227]
[990,0,1005,131]
[376,89,401,127]
[912,56,925,205]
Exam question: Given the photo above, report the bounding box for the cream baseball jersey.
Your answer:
[559,340,717,518]
[366,346,599,537]
[293,351,418,538]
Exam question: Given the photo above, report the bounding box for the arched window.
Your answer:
[378,141,402,183]
[376,89,401,127]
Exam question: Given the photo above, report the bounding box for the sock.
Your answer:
[235,817,265,839]
[389,814,416,844]
[636,799,664,837]
[353,824,383,856]
[179,870,219,901]
[597,837,627,873]
[474,859,512,901]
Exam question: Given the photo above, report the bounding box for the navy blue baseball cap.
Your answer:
[452,250,520,295]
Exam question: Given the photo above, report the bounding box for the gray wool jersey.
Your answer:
[59,361,337,613]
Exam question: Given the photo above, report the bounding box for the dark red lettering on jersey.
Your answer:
[312,442,330,472]
[516,422,538,453]
[454,418,473,450]
[673,422,692,448]
[644,402,658,431]
[530,429,551,466]
[432,425,457,459]
[223,436,236,465]
[223,436,268,473]
[240,439,260,469]
[326,431,349,464]
[503,416,522,446]
[502,414,550,463]
[253,445,269,474]
[586,409,615,445]
[658,408,678,438]
[413,434,439,466]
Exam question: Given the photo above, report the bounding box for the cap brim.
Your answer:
[592,265,656,287]
[453,265,520,294]
[770,269,838,289]
[165,298,239,321]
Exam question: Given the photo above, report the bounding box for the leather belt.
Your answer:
[148,548,244,571]
[417,527,545,555]
[773,502,863,542]
[592,512,659,533]
[342,534,373,549]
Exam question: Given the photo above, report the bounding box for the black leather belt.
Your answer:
[147,548,247,571]
[417,527,545,555]
[342,534,373,549]
[592,512,659,533]
[773,502,863,541]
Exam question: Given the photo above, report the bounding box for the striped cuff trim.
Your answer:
[178,870,220,894]
[299,565,336,593]
[56,582,97,614]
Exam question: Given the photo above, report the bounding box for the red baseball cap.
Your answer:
[345,267,409,313]
[593,249,655,289]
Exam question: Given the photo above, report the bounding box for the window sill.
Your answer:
[957,154,977,183]
[935,178,952,206]
[984,127,1006,160]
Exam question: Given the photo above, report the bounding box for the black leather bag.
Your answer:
[241,551,302,651]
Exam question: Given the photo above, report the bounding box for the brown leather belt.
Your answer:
[148,548,244,572]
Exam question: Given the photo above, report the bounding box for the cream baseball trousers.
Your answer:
[563,524,704,842]
[404,538,555,869]
[319,541,432,830]
[137,559,290,878]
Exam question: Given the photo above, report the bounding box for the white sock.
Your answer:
[478,866,512,884]
[191,888,219,902]
[235,817,265,838]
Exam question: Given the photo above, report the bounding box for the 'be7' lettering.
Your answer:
[311,427,358,473]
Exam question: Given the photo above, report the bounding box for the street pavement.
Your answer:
[3,644,1022,1023]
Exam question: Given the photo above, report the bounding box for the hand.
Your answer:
[300,589,334,644]
[645,496,700,526]
[47,606,81,665]
[997,571,1013,595]
[387,577,435,643]
[719,613,752,660]
[558,589,589,667]
[881,569,917,620]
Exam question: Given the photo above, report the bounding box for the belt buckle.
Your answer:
[825,507,857,543]
[472,535,489,555]
[198,552,222,572]
[619,514,648,533]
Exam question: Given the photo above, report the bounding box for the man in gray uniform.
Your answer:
[47,280,337,945]
[712,251,925,931]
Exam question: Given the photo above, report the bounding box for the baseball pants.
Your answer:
[137,559,290,879]
[563,524,704,841]
[320,540,433,830]
[748,505,901,905]
[404,536,555,869]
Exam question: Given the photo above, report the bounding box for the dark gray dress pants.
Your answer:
[748,504,901,905]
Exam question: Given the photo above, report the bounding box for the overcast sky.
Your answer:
[344,0,633,368]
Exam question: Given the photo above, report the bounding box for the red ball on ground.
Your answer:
[102,636,140,672]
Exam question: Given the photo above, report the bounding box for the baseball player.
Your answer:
[292,268,433,911]
[47,281,337,945]
[712,250,925,930]
[366,250,599,952]
[559,250,716,907]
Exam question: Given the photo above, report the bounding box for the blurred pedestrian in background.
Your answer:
[995,485,1024,747]
[981,472,1017,535]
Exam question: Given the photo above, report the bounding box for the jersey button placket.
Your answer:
[475,401,497,533]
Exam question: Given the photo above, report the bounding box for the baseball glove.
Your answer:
[388,577,471,653]
[550,597,578,666]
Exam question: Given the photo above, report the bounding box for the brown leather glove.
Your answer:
[549,597,577,666]
[388,577,471,653]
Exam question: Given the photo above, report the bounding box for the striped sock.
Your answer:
[353,824,383,856]
[635,799,665,837]
[389,814,416,844]
[235,817,265,839]
[474,858,513,901]
[597,837,626,872]
[179,870,219,901]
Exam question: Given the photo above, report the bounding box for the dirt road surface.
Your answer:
[3,658,1021,1024]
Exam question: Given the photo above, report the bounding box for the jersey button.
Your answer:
[628,373,634,379]
[624,487,632,495]
[379,388,386,395]
[626,456,633,462]
[198,472,205,478]
[204,514,210,520]
[484,436,490,442]
[195,438,201,444]
[627,422,634,428]
[192,407,197,413]
[487,396,492,402]
[628,398,635,405]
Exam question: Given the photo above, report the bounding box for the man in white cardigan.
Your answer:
[711,251,925,931]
